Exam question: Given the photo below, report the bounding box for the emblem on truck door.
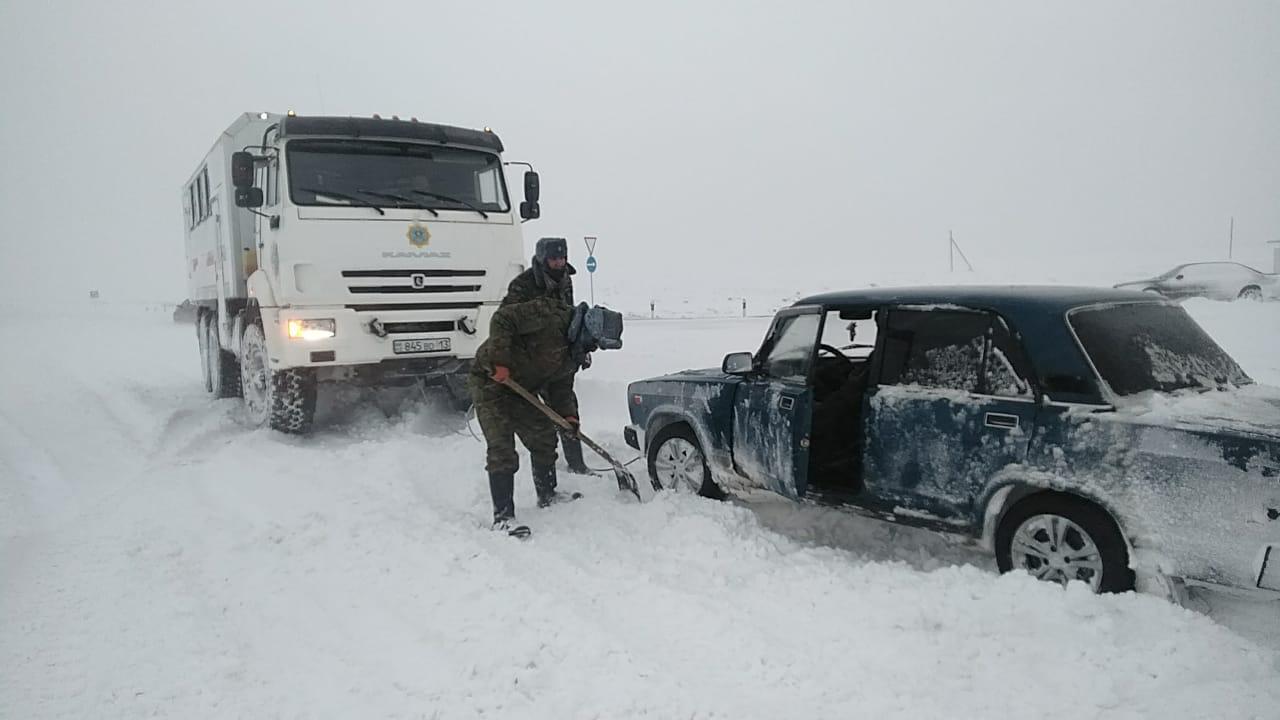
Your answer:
[406,222,431,248]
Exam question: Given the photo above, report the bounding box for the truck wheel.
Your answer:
[206,315,242,399]
[197,313,213,393]
[240,322,317,434]
[647,424,724,499]
[995,493,1133,594]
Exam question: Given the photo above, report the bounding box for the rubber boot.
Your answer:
[488,471,516,523]
[488,471,530,538]
[560,431,592,475]
[534,465,582,508]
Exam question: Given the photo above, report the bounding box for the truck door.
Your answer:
[731,307,821,498]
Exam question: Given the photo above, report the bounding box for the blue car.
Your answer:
[624,286,1280,597]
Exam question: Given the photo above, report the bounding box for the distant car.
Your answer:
[624,286,1280,599]
[1114,261,1278,301]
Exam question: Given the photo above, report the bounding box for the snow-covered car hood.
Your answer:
[639,367,732,384]
[1118,384,1280,442]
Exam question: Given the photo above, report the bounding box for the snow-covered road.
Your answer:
[2,301,1278,718]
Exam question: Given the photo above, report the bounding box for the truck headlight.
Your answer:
[287,318,336,341]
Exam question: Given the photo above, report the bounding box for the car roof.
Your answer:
[1174,261,1262,273]
[795,285,1153,312]
[795,285,1168,406]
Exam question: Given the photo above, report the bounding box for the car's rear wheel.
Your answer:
[1238,286,1263,301]
[995,493,1133,593]
[647,425,723,499]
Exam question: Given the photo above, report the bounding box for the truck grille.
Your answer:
[380,320,458,334]
[345,302,481,312]
[341,269,486,278]
[348,284,482,294]
[342,269,485,295]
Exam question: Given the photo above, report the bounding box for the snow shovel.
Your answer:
[500,377,653,501]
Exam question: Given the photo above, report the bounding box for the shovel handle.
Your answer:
[499,377,576,432]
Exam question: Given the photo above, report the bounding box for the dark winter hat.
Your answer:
[535,237,568,263]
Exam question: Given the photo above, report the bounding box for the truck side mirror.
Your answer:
[519,170,540,220]
[722,352,754,375]
[235,187,264,208]
[524,170,540,202]
[231,152,255,188]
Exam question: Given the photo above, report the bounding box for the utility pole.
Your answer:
[949,230,974,272]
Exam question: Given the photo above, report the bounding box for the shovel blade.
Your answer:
[614,467,642,501]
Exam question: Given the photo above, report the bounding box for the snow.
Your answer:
[2,299,1279,718]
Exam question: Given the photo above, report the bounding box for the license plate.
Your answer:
[392,337,451,354]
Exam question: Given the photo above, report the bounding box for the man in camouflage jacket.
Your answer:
[500,237,592,474]
[469,294,580,533]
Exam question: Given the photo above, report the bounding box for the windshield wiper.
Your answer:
[409,190,488,219]
[297,187,386,215]
[355,189,439,217]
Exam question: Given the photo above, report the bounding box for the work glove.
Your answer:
[563,415,580,438]
[491,365,511,383]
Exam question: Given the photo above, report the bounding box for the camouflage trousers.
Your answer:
[470,380,559,475]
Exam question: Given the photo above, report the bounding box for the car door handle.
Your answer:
[985,412,1019,430]
[779,396,795,411]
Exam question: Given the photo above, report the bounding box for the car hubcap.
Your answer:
[654,437,705,492]
[1010,514,1105,592]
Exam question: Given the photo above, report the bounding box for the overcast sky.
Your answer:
[1,0,1277,303]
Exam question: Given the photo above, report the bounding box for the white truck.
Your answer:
[183,112,542,432]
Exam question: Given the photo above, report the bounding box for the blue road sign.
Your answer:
[586,255,598,273]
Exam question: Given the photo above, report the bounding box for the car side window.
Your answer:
[984,316,1034,398]
[760,312,822,383]
[879,309,987,392]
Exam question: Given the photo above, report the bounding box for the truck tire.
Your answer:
[197,313,213,393]
[240,322,316,434]
[206,315,242,399]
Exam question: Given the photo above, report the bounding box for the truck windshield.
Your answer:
[287,140,510,213]
[1069,303,1251,396]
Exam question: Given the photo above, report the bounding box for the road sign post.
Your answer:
[583,236,598,305]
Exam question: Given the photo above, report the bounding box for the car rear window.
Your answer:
[1069,303,1250,396]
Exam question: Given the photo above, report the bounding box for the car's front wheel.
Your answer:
[995,493,1133,593]
[647,425,723,499]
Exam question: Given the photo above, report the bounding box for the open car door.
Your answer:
[731,307,822,498]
